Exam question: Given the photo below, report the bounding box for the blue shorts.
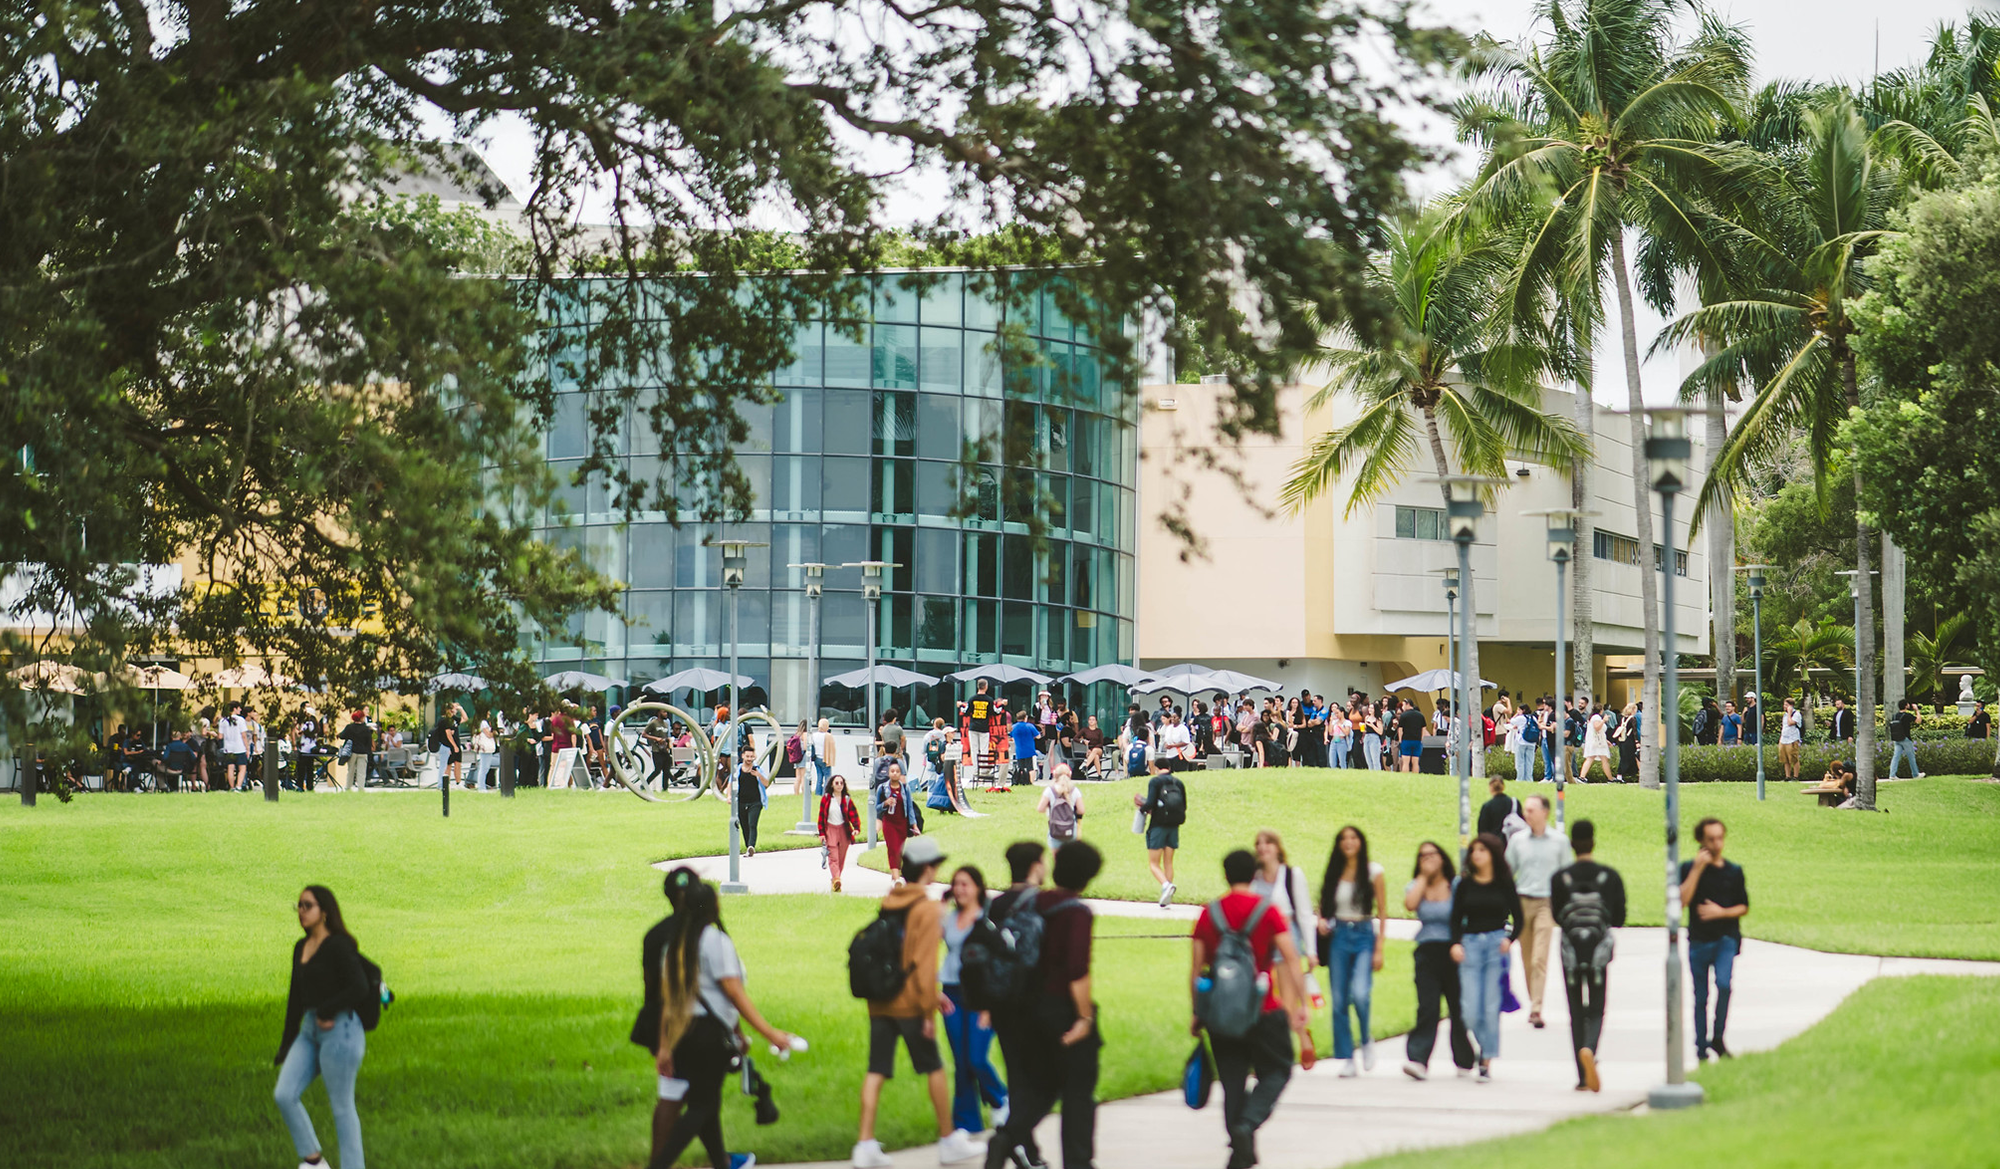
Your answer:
[224,752,249,766]
[1398,741,1422,758]
[1146,825,1181,850]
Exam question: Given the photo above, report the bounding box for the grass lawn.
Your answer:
[0,791,1410,1169]
[864,772,2000,959]
[1351,974,2000,1169]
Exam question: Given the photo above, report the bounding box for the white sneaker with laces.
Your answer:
[1158,882,1176,908]
[1362,1041,1376,1071]
[1339,1057,1359,1078]
[939,1128,988,1165]
[853,1139,894,1169]
[1402,1060,1428,1081]
[990,1102,1010,1129]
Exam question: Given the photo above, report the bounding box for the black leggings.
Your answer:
[738,800,763,850]
[648,1016,732,1169]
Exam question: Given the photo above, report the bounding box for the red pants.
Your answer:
[825,823,854,882]
[883,815,909,871]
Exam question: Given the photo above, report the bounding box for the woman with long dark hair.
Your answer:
[1402,842,1474,1079]
[1451,833,1522,1082]
[275,885,372,1169]
[650,883,795,1169]
[818,773,860,893]
[939,865,1008,1136]
[1316,825,1386,1076]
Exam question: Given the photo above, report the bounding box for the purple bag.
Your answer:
[1500,952,1522,1013]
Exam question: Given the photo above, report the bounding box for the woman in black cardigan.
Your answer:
[1450,833,1523,1083]
[275,884,372,1169]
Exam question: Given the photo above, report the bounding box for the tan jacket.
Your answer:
[868,884,943,1018]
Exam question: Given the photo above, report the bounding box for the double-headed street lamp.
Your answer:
[718,538,767,895]
[1439,566,1461,745]
[1641,408,1702,1111]
[1737,565,1773,801]
[1429,475,1507,863]
[842,559,899,850]
[787,562,829,836]
[1525,508,1593,834]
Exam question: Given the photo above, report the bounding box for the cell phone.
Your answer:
[657,1076,689,1101]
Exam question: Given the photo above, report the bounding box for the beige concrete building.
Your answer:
[1135,379,1709,710]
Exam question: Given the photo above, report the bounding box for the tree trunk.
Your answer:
[1425,405,1484,778]
[1705,381,1737,706]
[1882,534,1906,710]
[1610,231,1662,789]
[1847,355,1878,811]
[1571,380,1597,709]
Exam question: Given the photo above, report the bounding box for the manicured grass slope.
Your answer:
[0,792,1410,1169]
[1352,975,2000,1169]
[869,773,2000,958]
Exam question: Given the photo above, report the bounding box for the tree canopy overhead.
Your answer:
[1,0,1458,696]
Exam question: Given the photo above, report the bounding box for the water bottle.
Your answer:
[768,1034,809,1060]
[1195,976,1214,994]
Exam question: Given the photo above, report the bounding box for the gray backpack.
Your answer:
[1047,794,1078,841]
[1556,867,1617,975]
[1195,892,1276,1040]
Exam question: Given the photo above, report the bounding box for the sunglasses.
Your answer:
[296,900,319,911]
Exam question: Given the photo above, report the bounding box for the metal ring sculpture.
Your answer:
[603,702,714,803]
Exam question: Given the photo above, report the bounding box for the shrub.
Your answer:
[1481,738,1999,782]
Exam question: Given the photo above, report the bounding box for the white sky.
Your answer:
[459,0,1973,404]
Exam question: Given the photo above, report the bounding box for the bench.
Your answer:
[1799,784,1848,807]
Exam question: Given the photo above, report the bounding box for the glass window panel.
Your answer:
[968,398,1002,454]
[821,389,869,454]
[1003,534,1034,599]
[822,457,870,516]
[630,526,674,587]
[1041,285,1074,341]
[920,273,962,326]
[876,275,919,323]
[822,591,865,649]
[1042,474,1067,531]
[771,455,821,515]
[550,394,589,458]
[628,591,672,648]
[630,391,664,456]
[967,335,1003,397]
[919,328,962,393]
[916,461,960,519]
[1006,401,1039,465]
[719,526,772,587]
[1002,602,1033,657]
[883,594,913,653]
[964,278,1004,331]
[915,528,957,594]
[821,523,866,571]
[967,533,998,598]
[1045,409,1071,472]
[550,461,586,524]
[1045,539,1068,604]
[773,388,822,454]
[674,590,717,651]
[1069,476,1095,536]
[584,524,626,580]
[873,324,918,390]
[776,322,822,387]
[736,455,772,513]
[872,458,915,520]
[872,527,914,592]
[918,597,957,651]
[1041,607,1066,664]
[1072,610,1100,663]
[1071,544,1094,609]
[1074,351,1101,407]
[973,467,1000,522]
[673,524,714,588]
[1395,506,1417,539]
[874,391,916,457]
[917,395,960,461]
[1046,341,1076,402]
[731,592,771,653]
[969,599,997,655]
[736,402,773,453]
[770,590,808,652]
[1118,553,1135,616]
[1003,468,1034,525]
[771,524,820,588]
[824,326,870,388]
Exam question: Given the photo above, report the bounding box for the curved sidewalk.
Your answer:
[661,848,2000,1168]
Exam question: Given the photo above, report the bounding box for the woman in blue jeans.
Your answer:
[1316,825,1387,1076]
[1449,833,1522,1083]
[939,865,1008,1133]
[275,885,372,1169]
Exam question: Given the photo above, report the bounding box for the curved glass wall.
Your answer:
[532,271,1139,724]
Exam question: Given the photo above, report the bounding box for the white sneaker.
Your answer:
[1339,1057,1359,1078]
[1456,1067,1473,1078]
[1158,882,1176,908]
[852,1139,894,1169]
[1402,1060,1429,1081]
[938,1129,987,1165]
[1362,1041,1376,1071]
[990,1102,1010,1129]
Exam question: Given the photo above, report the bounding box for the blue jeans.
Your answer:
[275,1009,365,1168]
[1362,734,1382,770]
[1330,735,1348,768]
[1889,740,1921,778]
[1457,930,1506,1060]
[1541,739,1557,781]
[941,984,1007,1133]
[1513,744,1534,783]
[1325,921,1376,1058]
[1688,936,1739,1054]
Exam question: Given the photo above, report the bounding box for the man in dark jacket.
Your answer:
[1476,776,1518,839]
[1828,697,1857,743]
[1551,820,1626,1092]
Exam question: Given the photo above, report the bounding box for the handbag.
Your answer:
[1182,1039,1215,1109]
[1131,807,1147,835]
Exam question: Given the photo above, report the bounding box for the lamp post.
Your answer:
[1642,407,1702,1111]
[788,563,828,835]
[1429,476,1506,863]
[843,559,899,850]
[718,538,767,895]
[1737,565,1772,801]
[1526,509,1588,833]
[1833,570,1877,706]
[1439,566,1460,758]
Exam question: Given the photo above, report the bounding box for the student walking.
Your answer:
[1316,825,1386,1076]
[852,837,986,1168]
[1249,830,1316,992]
[1402,842,1473,1080]
[1778,698,1804,780]
[1133,756,1188,907]
[1038,766,1085,854]
[940,866,1009,1138]
[1192,849,1313,1169]
[1679,817,1750,1060]
[819,774,861,893]
[984,843,1051,1169]
[649,883,794,1169]
[274,885,372,1169]
[1887,699,1924,779]
[1551,820,1625,1092]
[1475,777,1520,840]
[1451,833,1522,1082]
[733,744,771,857]
[877,762,921,875]
[1579,706,1613,783]
[983,842,1103,1169]
[1504,794,1573,1029]
[633,868,702,1156]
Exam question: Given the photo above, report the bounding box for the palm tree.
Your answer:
[1282,210,1587,776]
[1659,97,1896,808]
[1760,616,1854,710]
[1906,613,1975,707]
[1458,0,1752,788]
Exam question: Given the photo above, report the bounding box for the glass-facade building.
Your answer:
[532,271,1140,724]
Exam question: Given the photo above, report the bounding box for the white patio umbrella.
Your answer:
[8,660,87,695]
[643,667,753,695]
[211,663,294,689]
[1058,664,1157,688]
[1203,669,1286,694]
[544,670,628,692]
[946,663,1053,685]
[125,665,192,753]
[426,673,488,693]
[1132,663,1220,694]
[1382,669,1496,693]
[824,664,935,689]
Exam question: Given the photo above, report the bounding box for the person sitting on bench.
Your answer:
[1803,759,1855,806]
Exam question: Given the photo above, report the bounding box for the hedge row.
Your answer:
[1483,738,2000,784]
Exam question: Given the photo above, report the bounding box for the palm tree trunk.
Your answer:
[1882,535,1906,710]
[1847,355,1879,810]
[1425,405,1485,778]
[1571,381,1596,709]
[1705,381,1737,706]
[1610,230,1663,789]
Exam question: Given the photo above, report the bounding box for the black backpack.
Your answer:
[356,953,391,1031]
[1156,775,1188,827]
[848,905,915,1002]
[959,895,1080,1011]
[1555,867,1617,975]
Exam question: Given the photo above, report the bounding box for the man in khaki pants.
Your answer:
[1505,794,1573,1029]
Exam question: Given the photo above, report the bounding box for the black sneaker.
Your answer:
[1711,1038,1732,1058]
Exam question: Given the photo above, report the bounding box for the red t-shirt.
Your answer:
[1191,891,1289,1013]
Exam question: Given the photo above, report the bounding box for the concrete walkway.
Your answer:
[660,848,2000,1168]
